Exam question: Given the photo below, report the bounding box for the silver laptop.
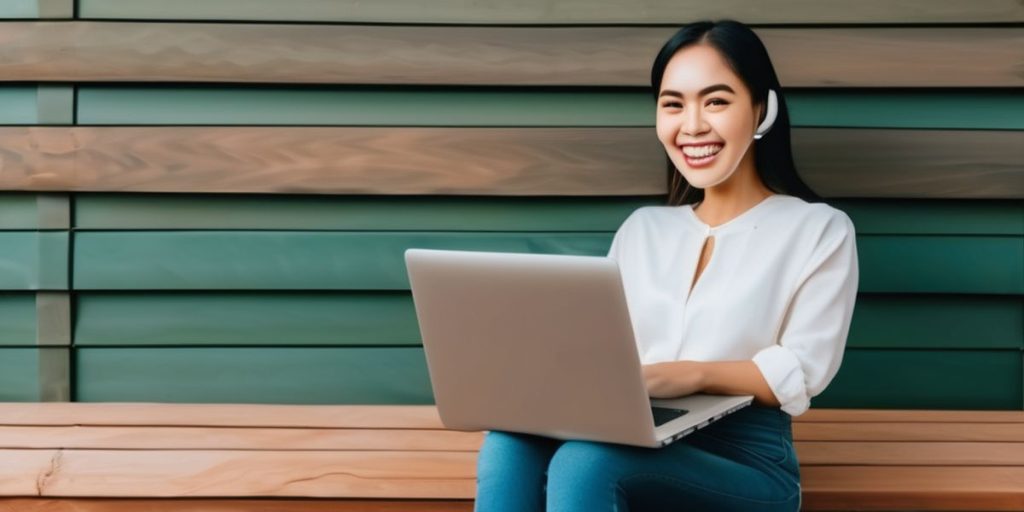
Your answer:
[404,248,753,448]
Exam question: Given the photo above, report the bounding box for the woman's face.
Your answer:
[655,44,762,191]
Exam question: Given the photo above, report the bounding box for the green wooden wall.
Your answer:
[0,2,1021,410]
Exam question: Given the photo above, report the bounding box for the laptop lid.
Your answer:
[405,248,751,448]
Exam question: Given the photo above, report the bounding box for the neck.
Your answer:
[693,148,774,226]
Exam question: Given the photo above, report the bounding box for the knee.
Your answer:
[477,431,557,480]
[546,440,622,482]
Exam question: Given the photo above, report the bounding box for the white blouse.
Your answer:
[607,194,859,416]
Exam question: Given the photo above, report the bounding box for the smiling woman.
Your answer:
[474,19,861,512]
[651,21,820,211]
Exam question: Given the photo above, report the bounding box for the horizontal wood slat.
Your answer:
[0,403,448,428]
[0,127,663,196]
[77,0,1024,24]
[0,449,478,498]
[793,422,1024,442]
[0,499,474,512]
[802,467,1024,510]
[0,426,484,451]
[796,441,1024,466]
[75,87,1024,131]
[1,23,1020,87]
[2,405,1023,509]
[1,127,1020,198]
[5,403,1022,428]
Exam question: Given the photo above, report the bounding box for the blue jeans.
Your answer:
[474,404,801,512]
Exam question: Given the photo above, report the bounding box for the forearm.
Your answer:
[701,360,781,408]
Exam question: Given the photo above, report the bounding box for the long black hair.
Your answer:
[651,20,821,206]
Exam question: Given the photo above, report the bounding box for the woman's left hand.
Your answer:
[641,361,707,398]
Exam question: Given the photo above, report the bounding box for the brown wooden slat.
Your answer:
[796,441,1024,466]
[0,426,485,451]
[76,0,1024,24]
[0,404,448,428]
[0,499,474,511]
[0,127,1020,198]
[798,409,1024,423]
[1,22,1020,86]
[801,467,1024,510]
[0,126,662,196]
[796,129,1024,199]
[793,422,1024,442]
[0,449,477,498]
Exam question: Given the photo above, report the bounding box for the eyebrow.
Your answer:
[658,83,735,99]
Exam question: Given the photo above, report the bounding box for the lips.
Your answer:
[679,143,724,168]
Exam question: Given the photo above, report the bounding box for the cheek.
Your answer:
[655,116,676,146]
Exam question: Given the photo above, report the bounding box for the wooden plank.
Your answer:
[0,87,40,124]
[72,232,613,290]
[4,403,1021,428]
[801,467,1024,510]
[0,194,70,230]
[77,87,1024,130]
[0,293,36,345]
[70,348,1024,408]
[71,233,1019,293]
[857,237,1023,295]
[1,127,1020,198]
[77,87,657,127]
[793,422,1024,442]
[36,0,74,19]
[0,1,40,18]
[847,295,1024,350]
[799,409,1024,423]
[0,449,477,498]
[35,85,73,125]
[797,129,1024,199]
[72,196,652,231]
[77,0,1024,23]
[0,499,475,512]
[0,232,68,290]
[75,347,436,405]
[0,403,448,428]
[816,350,1023,410]
[72,292,1024,350]
[0,127,663,196]
[796,441,1024,466]
[1,23,1020,86]
[835,200,1024,236]
[0,425,484,451]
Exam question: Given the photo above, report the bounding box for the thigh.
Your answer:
[545,410,800,512]
[475,431,562,512]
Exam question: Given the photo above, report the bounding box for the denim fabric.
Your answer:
[474,404,801,512]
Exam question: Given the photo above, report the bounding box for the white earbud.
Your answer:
[753,89,778,140]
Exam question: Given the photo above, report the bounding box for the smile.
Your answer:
[680,143,723,168]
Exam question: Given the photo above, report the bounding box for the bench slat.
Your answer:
[802,467,1024,510]
[0,404,447,428]
[1,449,476,498]
[0,426,485,451]
[794,422,1024,442]
[0,499,473,512]
[796,441,1024,466]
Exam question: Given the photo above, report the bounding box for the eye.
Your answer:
[661,101,682,109]
[708,98,729,106]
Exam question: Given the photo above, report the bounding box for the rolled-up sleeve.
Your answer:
[752,210,859,416]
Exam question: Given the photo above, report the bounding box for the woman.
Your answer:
[475,19,859,512]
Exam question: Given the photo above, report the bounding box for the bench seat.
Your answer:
[1,403,1021,511]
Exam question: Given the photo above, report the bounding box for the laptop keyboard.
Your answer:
[651,406,689,427]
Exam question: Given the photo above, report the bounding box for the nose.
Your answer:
[682,104,707,136]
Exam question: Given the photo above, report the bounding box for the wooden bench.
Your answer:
[1,403,1021,511]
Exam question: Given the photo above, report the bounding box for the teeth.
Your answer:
[681,144,723,158]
